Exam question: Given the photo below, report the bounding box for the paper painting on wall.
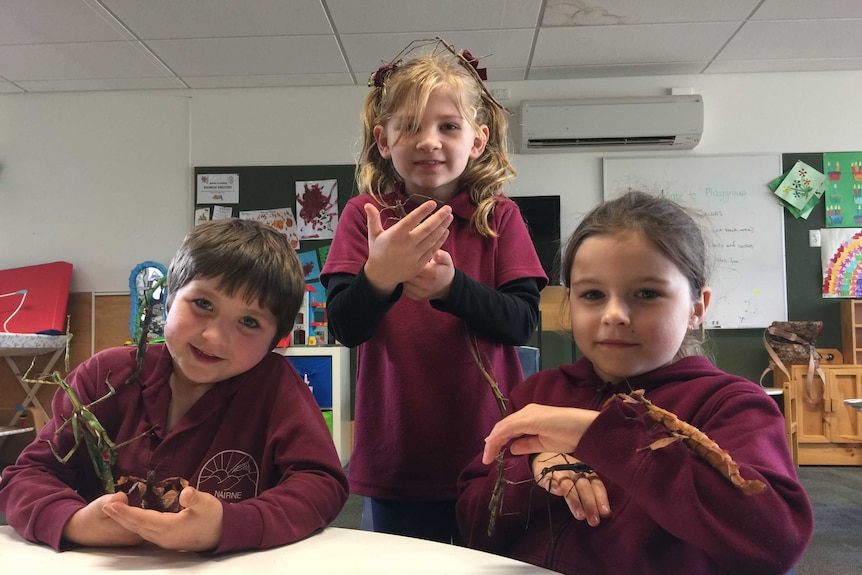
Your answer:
[768,160,826,219]
[296,179,338,241]
[239,207,300,249]
[194,207,211,226]
[821,227,862,297]
[823,152,862,228]
[298,250,321,281]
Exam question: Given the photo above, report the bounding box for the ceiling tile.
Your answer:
[327,0,541,33]
[341,30,535,80]
[0,81,25,94]
[528,62,707,80]
[101,0,333,39]
[542,0,759,26]
[752,0,862,20]
[719,20,862,60]
[145,36,345,77]
[0,0,131,44]
[14,76,188,92]
[0,41,173,82]
[705,57,862,74]
[533,23,737,67]
[184,73,354,89]
[0,1,860,94]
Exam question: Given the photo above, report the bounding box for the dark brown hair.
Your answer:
[561,190,712,358]
[167,219,305,349]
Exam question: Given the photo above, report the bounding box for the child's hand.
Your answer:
[364,200,453,297]
[102,485,223,551]
[482,403,599,464]
[531,453,611,527]
[402,249,455,301]
[62,492,145,547]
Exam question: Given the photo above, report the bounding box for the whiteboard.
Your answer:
[603,154,787,329]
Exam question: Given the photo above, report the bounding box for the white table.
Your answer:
[845,399,862,412]
[0,525,552,574]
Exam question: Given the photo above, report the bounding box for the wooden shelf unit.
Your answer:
[840,299,862,365]
[775,364,862,465]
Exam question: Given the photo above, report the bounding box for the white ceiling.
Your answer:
[1,0,860,94]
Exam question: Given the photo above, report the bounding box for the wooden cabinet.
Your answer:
[777,364,862,465]
[840,300,862,365]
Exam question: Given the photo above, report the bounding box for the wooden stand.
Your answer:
[0,334,66,440]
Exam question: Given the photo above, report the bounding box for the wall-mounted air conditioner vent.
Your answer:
[516,95,703,154]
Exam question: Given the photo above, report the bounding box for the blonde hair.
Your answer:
[357,48,514,237]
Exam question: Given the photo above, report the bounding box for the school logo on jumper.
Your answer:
[197,450,260,501]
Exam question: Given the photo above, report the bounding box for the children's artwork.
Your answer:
[317,244,331,268]
[296,179,338,240]
[239,207,300,249]
[297,250,321,281]
[821,227,862,297]
[823,152,862,228]
[194,207,211,226]
[212,205,233,220]
[768,161,826,220]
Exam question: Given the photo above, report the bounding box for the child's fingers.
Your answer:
[568,473,610,526]
[364,203,384,239]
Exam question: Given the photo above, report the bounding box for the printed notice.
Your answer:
[197,173,239,204]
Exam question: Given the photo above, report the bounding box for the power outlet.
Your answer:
[809,229,821,248]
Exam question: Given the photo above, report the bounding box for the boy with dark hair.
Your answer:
[0,218,348,553]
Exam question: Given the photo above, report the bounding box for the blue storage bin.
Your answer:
[285,356,333,409]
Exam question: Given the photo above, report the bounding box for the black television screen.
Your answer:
[510,195,561,284]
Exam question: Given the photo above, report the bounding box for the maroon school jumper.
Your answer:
[321,189,546,501]
[456,356,814,574]
[0,345,348,553]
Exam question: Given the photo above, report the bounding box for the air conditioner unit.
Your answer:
[516,95,703,153]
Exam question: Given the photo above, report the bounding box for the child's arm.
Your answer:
[0,353,145,550]
[325,269,398,347]
[324,199,453,347]
[429,272,541,345]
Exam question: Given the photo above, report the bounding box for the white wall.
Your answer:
[1,71,859,292]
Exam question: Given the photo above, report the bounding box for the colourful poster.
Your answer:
[823,152,862,228]
[821,227,862,297]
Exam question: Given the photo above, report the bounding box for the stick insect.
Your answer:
[25,358,155,495]
[618,390,767,495]
[467,328,510,537]
[26,299,159,495]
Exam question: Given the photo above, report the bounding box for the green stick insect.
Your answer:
[28,365,152,494]
[26,279,164,494]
